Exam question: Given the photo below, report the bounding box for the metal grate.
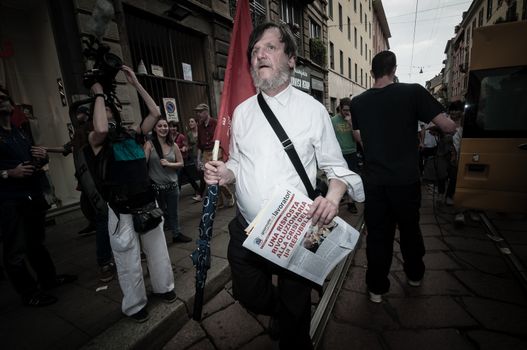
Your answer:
[124,6,210,131]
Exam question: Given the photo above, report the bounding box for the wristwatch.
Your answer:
[1,170,8,179]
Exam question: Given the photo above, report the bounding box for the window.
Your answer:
[360,36,363,56]
[487,0,493,20]
[280,0,302,50]
[310,19,321,38]
[355,63,358,82]
[365,43,368,58]
[360,3,363,23]
[365,72,368,88]
[348,58,352,79]
[248,0,267,26]
[338,4,343,31]
[478,9,484,26]
[354,0,357,12]
[365,14,367,31]
[369,22,371,39]
[328,0,333,19]
[330,97,337,114]
[361,68,363,86]
[347,17,351,40]
[369,49,371,62]
[339,50,344,74]
[354,27,357,48]
[330,41,335,69]
[464,67,527,137]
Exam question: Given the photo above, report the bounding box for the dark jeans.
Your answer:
[155,186,182,237]
[177,160,201,194]
[343,151,359,173]
[95,207,112,266]
[227,216,313,350]
[0,198,56,299]
[364,181,425,294]
[80,191,96,224]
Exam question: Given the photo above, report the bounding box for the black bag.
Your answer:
[131,202,164,234]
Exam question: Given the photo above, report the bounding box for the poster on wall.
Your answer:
[182,62,193,81]
[162,98,179,122]
[151,64,164,77]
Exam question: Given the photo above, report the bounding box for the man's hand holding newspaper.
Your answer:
[243,186,360,285]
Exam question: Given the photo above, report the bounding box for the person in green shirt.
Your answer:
[331,97,359,213]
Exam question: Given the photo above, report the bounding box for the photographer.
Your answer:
[1,86,76,307]
[88,65,176,323]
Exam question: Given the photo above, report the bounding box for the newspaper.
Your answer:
[243,186,360,285]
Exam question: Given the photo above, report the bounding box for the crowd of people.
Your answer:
[1,19,464,349]
[0,63,235,322]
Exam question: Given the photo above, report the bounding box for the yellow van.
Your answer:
[455,21,527,213]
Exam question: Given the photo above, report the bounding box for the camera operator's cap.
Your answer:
[194,103,209,112]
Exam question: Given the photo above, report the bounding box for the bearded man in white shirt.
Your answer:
[204,22,363,349]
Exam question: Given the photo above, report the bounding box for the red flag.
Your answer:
[213,0,256,161]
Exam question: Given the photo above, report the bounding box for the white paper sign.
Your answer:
[151,64,164,77]
[182,62,193,81]
[162,98,179,122]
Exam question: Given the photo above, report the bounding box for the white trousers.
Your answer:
[108,208,174,316]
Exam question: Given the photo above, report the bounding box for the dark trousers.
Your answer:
[0,198,56,299]
[227,216,313,350]
[177,161,201,194]
[364,181,425,294]
[343,152,359,173]
[95,207,112,266]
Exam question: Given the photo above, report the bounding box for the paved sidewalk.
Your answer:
[162,188,527,350]
[0,184,236,349]
[2,185,526,350]
[319,190,527,350]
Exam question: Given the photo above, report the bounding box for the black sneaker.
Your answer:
[172,234,192,243]
[23,291,58,307]
[99,263,116,283]
[129,307,149,323]
[154,290,177,303]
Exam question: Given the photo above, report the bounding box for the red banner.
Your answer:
[213,0,256,160]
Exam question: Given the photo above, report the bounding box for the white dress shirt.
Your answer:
[226,85,364,223]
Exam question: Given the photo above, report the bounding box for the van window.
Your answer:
[464,67,527,138]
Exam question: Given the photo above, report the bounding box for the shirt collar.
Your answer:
[261,84,293,108]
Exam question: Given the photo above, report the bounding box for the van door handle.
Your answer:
[519,143,527,150]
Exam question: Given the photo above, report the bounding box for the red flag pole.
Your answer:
[212,0,256,162]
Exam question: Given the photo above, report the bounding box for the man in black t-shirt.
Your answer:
[350,51,456,303]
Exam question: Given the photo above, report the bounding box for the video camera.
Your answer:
[81,34,122,94]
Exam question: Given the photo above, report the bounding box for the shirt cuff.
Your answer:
[326,166,365,202]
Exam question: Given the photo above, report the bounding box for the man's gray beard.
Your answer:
[251,67,291,92]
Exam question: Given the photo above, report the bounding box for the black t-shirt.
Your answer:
[350,83,444,185]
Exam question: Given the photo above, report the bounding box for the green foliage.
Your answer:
[309,38,326,67]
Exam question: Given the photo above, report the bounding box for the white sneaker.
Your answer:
[454,212,465,225]
[369,292,382,303]
[408,279,422,287]
[469,210,481,222]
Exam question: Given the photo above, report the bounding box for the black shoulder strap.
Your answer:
[257,93,320,200]
[151,137,164,160]
[73,146,107,214]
